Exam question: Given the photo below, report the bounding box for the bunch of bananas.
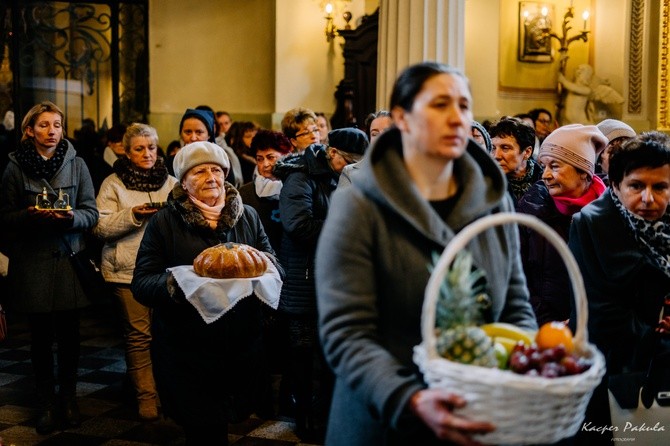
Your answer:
[481,322,534,353]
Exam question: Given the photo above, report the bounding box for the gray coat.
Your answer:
[0,140,99,313]
[316,128,537,445]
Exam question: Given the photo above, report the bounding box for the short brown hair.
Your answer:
[281,107,317,139]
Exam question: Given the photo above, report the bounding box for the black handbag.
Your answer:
[62,237,112,303]
[609,333,670,409]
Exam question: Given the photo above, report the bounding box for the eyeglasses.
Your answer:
[294,127,319,138]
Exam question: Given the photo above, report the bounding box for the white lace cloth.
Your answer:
[168,257,282,324]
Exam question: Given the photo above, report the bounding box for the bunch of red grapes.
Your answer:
[508,342,593,378]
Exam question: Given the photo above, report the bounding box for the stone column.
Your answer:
[377,0,466,108]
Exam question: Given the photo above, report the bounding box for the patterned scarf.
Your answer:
[113,156,169,192]
[13,139,68,180]
[610,188,670,279]
[508,159,536,201]
[552,175,606,216]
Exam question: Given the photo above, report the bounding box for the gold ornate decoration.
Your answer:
[658,2,670,130]
[628,0,644,115]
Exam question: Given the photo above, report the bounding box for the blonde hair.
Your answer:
[20,101,66,142]
[123,123,159,153]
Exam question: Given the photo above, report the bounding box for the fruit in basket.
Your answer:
[535,321,574,353]
[494,336,519,355]
[505,342,593,377]
[436,326,497,366]
[493,342,509,369]
[509,350,531,373]
[433,251,497,367]
[481,322,534,355]
[481,322,534,345]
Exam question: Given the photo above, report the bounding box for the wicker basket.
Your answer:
[413,212,606,445]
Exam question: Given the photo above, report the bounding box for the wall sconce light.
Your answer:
[541,3,591,75]
[323,1,353,42]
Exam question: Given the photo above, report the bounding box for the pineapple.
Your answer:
[430,250,497,368]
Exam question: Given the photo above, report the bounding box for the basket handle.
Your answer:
[422,212,589,360]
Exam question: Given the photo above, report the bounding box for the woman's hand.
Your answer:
[132,204,159,220]
[409,389,494,445]
[656,316,670,335]
[27,206,73,228]
[656,296,670,335]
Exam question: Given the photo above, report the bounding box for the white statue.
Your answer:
[558,64,624,125]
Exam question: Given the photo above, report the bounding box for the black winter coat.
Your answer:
[273,145,338,315]
[238,181,283,255]
[131,183,277,427]
[569,191,670,372]
[517,181,573,325]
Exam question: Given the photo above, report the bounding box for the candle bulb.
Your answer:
[582,10,589,30]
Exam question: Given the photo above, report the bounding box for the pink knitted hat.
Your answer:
[539,124,607,176]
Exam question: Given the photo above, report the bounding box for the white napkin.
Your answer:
[168,256,282,324]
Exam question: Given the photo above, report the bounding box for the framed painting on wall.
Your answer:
[518,2,554,63]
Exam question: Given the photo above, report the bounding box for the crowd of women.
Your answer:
[0,61,668,446]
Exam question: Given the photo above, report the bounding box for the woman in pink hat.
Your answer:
[517,123,608,326]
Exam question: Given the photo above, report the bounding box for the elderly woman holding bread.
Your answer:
[131,141,278,445]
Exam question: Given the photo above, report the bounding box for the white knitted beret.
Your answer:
[173,141,230,180]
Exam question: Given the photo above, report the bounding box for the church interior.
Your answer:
[0,0,668,445]
[0,0,667,141]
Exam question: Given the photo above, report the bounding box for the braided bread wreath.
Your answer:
[193,242,268,279]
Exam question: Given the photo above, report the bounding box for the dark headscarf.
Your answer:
[179,109,216,143]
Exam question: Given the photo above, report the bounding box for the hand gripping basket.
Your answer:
[413,213,606,445]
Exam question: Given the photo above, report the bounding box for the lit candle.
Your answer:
[523,10,529,24]
[541,6,548,17]
[325,2,333,16]
[582,10,590,30]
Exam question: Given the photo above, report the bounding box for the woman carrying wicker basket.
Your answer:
[315,62,538,445]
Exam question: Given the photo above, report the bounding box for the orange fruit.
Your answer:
[535,321,574,353]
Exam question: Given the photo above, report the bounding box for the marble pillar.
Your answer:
[377,0,466,108]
